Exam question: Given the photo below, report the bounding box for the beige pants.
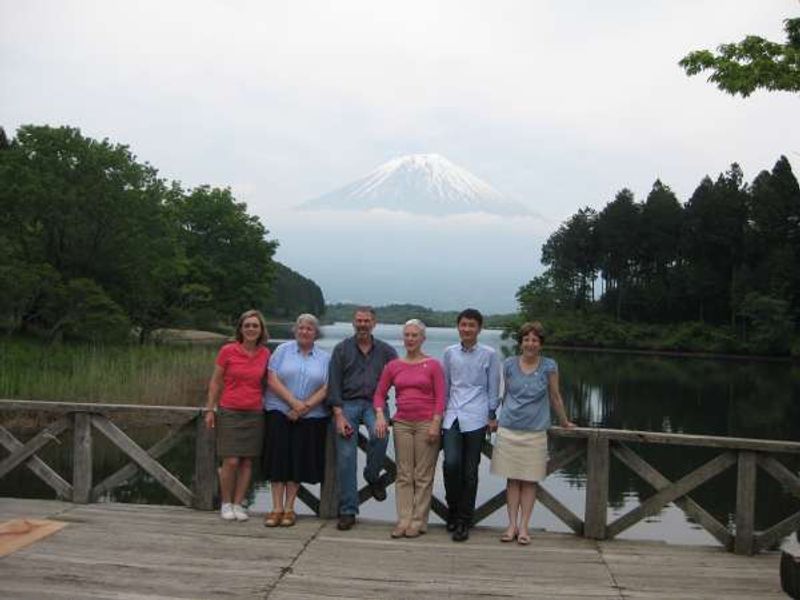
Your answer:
[393,419,440,532]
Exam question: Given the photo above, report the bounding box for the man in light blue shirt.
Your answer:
[442,308,501,542]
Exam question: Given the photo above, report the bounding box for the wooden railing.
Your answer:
[0,400,216,510]
[2,400,799,555]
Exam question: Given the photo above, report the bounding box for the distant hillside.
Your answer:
[265,262,325,319]
[325,303,514,329]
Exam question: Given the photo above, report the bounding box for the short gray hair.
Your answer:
[295,313,320,336]
[403,318,426,336]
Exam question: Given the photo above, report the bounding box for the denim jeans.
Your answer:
[335,399,389,516]
[442,419,486,525]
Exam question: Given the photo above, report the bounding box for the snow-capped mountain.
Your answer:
[299,154,530,216]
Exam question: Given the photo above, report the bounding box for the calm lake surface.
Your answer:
[4,322,799,548]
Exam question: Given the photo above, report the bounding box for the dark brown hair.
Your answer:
[235,309,268,345]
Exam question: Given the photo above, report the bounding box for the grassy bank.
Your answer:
[0,337,221,406]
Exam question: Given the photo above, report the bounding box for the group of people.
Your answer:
[204,306,574,544]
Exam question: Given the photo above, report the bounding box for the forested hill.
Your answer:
[265,262,325,319]
[325,303,514,329]
[0,124,324,342]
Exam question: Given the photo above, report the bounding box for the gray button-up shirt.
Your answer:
[327,335,398,407]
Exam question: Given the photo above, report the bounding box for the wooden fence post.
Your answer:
[72,412,92,504]
[319,423,338,518]
[192,414,217,510]
[735,450,757,555]
[585,433,609,539]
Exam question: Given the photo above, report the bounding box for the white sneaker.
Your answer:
[232,504,249,522]
[220,503,236,521]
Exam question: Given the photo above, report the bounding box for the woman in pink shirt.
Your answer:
[205,309,271,522]
[374,319,445,538]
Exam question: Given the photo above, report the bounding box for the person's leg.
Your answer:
[392,420,414,534]
[409,420,439,534]
[503,479,521,540]
[219,456,239,504]
[459,426,486,527]
[361,400,389,485]
[271,481,286,512]
[335,402,360,516]
[284,482,300,512]
[233,457,253,506]
[518,481,538,543]
[441,420,463,528]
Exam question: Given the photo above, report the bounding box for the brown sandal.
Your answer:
[263,511,283,527]
[280,510,296,527]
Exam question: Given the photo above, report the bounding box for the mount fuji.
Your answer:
[299,154,530,217]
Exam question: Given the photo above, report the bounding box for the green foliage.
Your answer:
[679,18,800,97]
[737,293,793,354]
[264,262,325,319]
[167,185,278,322]
[0,124,317,342]
[518,157,800,356]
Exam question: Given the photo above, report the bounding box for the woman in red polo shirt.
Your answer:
[205,309,270,521]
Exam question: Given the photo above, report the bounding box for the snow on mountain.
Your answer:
[299,154,530,216]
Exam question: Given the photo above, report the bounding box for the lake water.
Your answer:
[3,322,798,548]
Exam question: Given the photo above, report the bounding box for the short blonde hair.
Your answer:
[404,318,426,336]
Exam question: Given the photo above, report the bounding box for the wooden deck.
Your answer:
[0,498,785,599]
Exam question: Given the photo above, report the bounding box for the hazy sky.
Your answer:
[3,1,799,313]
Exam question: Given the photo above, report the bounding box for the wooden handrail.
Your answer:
[2,400,799,555]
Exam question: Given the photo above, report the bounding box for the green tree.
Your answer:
[168,185,278,322]
[595,189,641,320]
[639,180,684,321]
[745,156,800,319]
[541,207,598,311]
[679,18,800,97]
[681,165,748,324]
[0,125,180,340]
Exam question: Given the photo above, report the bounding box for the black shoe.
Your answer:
[452,522,469,542]
[369,480,387,502]
[446,518,458,532]
[337,515,356,530]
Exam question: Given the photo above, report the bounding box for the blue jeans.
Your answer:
[442,419,486,525]
[335,399,389,516]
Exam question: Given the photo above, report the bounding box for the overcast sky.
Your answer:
[3,1,799,313]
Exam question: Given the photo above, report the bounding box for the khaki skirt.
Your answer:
[490,427,548,482]
[216,408,265,458]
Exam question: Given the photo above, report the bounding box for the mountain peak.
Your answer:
[299,154,530,216]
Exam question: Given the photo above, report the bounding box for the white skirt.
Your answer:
[490,427,548,482]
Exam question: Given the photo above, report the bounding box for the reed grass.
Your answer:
[0,338,220,406]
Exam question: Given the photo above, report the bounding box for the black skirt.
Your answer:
[262,410,330,483]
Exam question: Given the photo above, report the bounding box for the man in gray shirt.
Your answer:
[327,307,398,530]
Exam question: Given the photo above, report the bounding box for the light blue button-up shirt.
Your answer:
[442,342,501,433]
[263,340,330,419]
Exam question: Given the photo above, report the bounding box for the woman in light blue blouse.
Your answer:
[490,321,574,545]
[262,314,330,527]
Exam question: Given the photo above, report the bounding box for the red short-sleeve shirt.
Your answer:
[215,342,270,411]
